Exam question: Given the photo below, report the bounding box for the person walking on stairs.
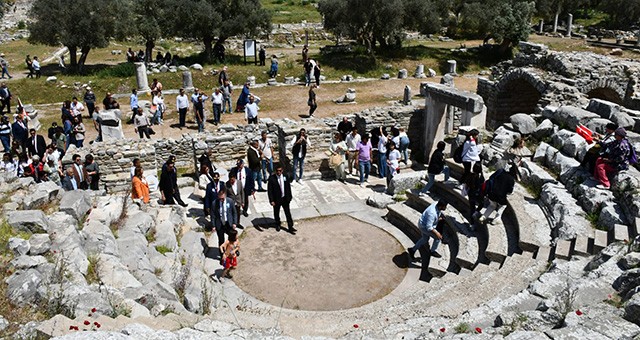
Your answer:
[408,200,448,261]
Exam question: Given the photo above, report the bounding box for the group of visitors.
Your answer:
[582,123,635,190]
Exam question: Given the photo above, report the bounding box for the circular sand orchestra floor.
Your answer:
[233,215,406,311]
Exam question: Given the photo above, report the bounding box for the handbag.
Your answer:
[329,153,342,168]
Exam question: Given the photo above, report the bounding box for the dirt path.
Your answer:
[233,215,406,311]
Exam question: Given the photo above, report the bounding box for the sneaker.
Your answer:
[430,251,442,258]
[478,216,487,224]
[418,192,427,197]
[595,184,610,190]
[359,183,364,187]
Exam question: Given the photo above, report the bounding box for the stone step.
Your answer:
[483,219,509,264]
[509,184,552,252]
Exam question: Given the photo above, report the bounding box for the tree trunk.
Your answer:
[203,36,214,63]
[145,39,155,63]
[553,11,559,33]
[68,46,78,68]
[77,46,91,74]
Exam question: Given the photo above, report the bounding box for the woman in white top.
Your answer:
[152,91,165,125]
[386,141,401,186]
[329,132,347,183]
[461,129,481,181]
[195,164,213,198]
[73,116,86,148]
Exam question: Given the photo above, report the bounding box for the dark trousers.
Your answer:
[215,222,232,247]
[0,98,10,114]
[213,104,222,123]
[273,200,293,227]
[89,177,99,190]
[462,161,472,182]
[130,108,138,123]
[247,117,258,124]
[178,108,187,126]
[162,189,185,205]
[0,134,9,152]
[309,103,317,116]
[314,71,321,86]
[243,190,251,214]
[87,102,95,116]
[138,125,150,139]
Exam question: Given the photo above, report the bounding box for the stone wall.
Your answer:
[63,104,424,193]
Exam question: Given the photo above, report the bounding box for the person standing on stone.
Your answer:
[259,131,274,181]
[461,129,481,183]
[218,66,228,86]
[83,87,96,117]
[377,126,389,179]
[0,115,11,152]
[72,116,86,147]
[151,78,163,93]
[247,139,264,191]
[32,56,41,79]
[236,82,250,113]
[151,90,165,125]
[225,172,244,226]
[176,88,189,128]
[356,134,372,187]
[131,166,150,204]
[199,149,217,177]
[229,159,254,217]
[84,154,100,190]
[244,95,259,124]
[345,127,361,176]
[386,141,401,187]
[303,58,313,87]
[395,127,410,164]
[11,111,28,148]
[194,94,205,133]
[134,108,152,139]
[212,189,237,247]
[290,128,310,183]
[25,55,34,79]
[211,87,223,125]
[313,60,321,87]
[129,88,139,124]
[204,172,225,216]
[258,46,266,66]
[407,200,447,261]
[71,153,88,190]
[301,45,309,63]
[421,141,450,195]
[159,160,187,206]
[268,165,294,233]
[337,117,353,141]
[466,162,485,221]
[0,54,12,79]
[27,128,46,159]
[219,229,239,281]
[220,80,233,114]
[61,167,78,191]
[269,54,278,78]
[0,82,12,115]
[330,132,347,183]
[308,85,317,117]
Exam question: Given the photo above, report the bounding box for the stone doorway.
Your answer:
[494,78,542,128]
[587,87,623,105]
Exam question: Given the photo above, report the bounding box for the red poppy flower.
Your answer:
[91,308,97,313]
[83,320,90,325]
[88,313,92,317]
[94,322,101,328]
[69,326,75,330]
[475,327,482,333]
[440,327,446,332]
[353,324,359,328]
[576,310,583,316]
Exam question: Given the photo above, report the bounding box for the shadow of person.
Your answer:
[250,216,276,231]
[392,253,410,269]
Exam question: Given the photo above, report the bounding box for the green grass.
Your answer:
[454,322,471,334]
[0,221,31,256]
[155,245,172,255]
[85,255,100,285]
[262,0,322,23]
[586,205,605,231]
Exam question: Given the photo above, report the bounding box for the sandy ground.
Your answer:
[233,215,406,311]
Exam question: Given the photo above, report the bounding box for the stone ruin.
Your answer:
[4,44,640,339]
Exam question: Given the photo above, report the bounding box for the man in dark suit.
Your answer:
[211,188,237,247]
[268,165,295,233]
[247,139,263,191]
[159,161,187,206]
[229,158,254,217]
[27,129,47,159]
[11,112,28,147]
[225,172,244,227]
[70,154,88,190]
[203,172,225,216]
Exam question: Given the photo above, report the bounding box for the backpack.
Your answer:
[481,168,504,198]
[453,145,464,163]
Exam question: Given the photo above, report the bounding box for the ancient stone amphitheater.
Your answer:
[3,43,640,339]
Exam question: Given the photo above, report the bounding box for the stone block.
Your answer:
[573,236,591,256]
[593,229,608,253]
[59,190,92,222]
[612,224,630,243]
[8,237,30,256]
[387,170,428,195]
[555,239,572,260]
[28,234,51,256]
[510,113,537,134]
[554,106,600,130]
[7,210,50,233]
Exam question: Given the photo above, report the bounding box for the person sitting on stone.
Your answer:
[594,127,632,190]
[421,141,450,195]
[479,165,518,224]
[131,166,150,204]
[505,137,532,167]
[0,152,18,176]
[582,123,618,174]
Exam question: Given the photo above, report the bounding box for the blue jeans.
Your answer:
[413,228,440,253]
[399,142,409,163]
[305,73,311,86]
[213,103,222,123]
[421,166,450,194]
[261,157,273,181]
[1,67,11,78]
[293,156,305,181]
[359,160,370,184]
[252,168,263,190]
[0,134,9,152]
[222,97,232,113]
[378,152,387,178]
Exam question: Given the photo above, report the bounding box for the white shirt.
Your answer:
[289,135,312,158]
[245,102,259,120]
[278,174,285,197]
[74,163,84,181]
[71,102,84,116]
[378,137,388,154]
[236,167,246,187]
[259,138,273,159]
[230,180,238,195]
[211,92,223,105]
[47,150,60,164]
[462,138,481,162]
[176,95,189,109]
[0,160,17,174]
[219,199,228,224]
[32,60,40,70]
[345,133,361,151]
[153,95,164,108]
[388,149,401,170]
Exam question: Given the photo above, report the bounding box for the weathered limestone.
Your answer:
[7,210,50,233]
[414,64,426,78]
[387,170,428,195]
[398,69,408,79]
[567,13,573,37]
[134,62,150,92]
[59,190,92,222]
[402,85,412,105]
[182,71,194,91]
[447,60,457,75]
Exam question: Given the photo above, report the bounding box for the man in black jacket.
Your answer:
[203,172,225,216]
[246,139,263,191]
[268,165,295,233]
[211,188,237,247]
[420,141,450,195]
[479,165,517,224]
[159,161,187,207]
[27,129,47,159]
[229,159,254,217]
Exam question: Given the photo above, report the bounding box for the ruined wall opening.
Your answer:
[587,87,623,105]
[494,79,542,127]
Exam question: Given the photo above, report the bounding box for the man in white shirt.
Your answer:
[244,95,259,124]
[176,88,189,128]
[345,127,361,176]
[211,88,223,125]
[70,97,85,117]
[259,130,274,182]
[32,56,41,79]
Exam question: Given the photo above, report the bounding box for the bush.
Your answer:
[93,63,136,79]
